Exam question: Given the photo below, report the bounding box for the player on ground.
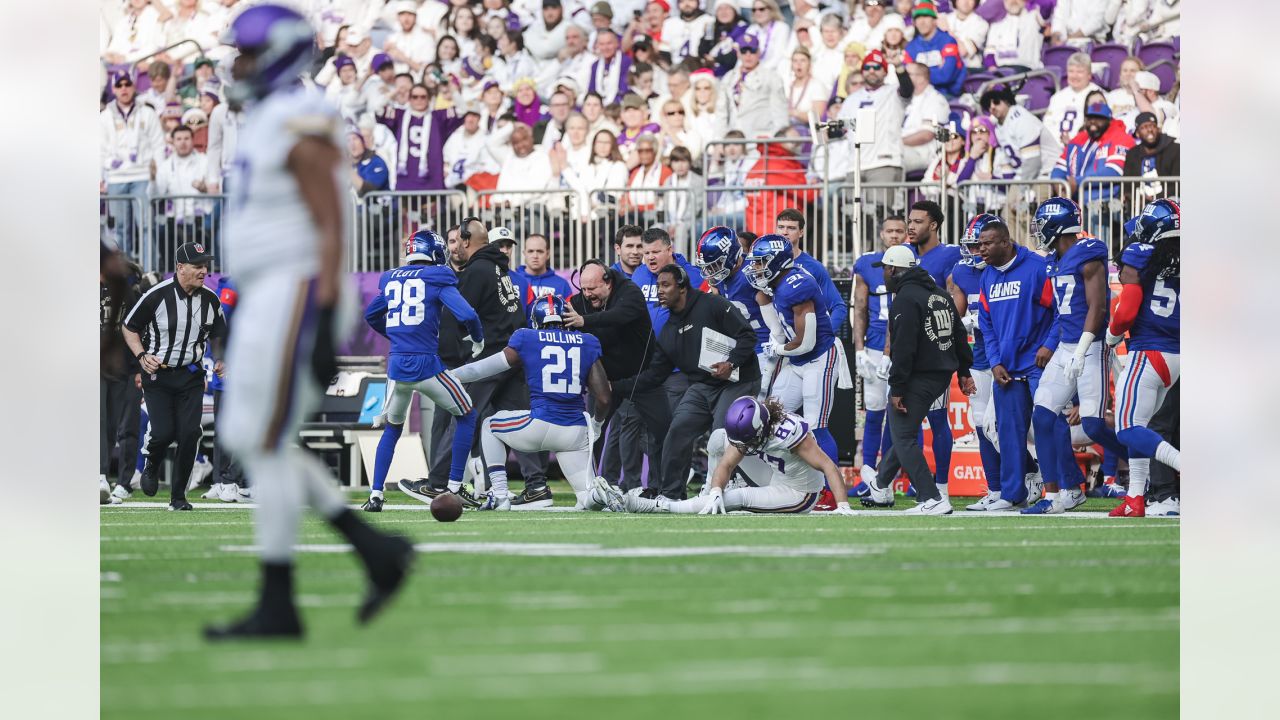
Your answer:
[1024,197,1129,514]
[745,235,845,466]
[362,229,485,512]
[206,4,412,640]
[852,215,907,473]
[623,396,855,515]
[1108,199,1182,518]
[451,295,621,511]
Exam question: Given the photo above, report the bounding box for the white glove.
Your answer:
[854,349,871,379]
[1105,330,1125,348]
[464,336,485,359]
[831,501,857,516]
[761,341,781,361]
[961,313,978,333]
[875,354,892,380]
[1064,351,1086,382]
[698,487,727,515]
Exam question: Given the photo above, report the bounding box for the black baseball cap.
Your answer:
[175,242,214,265]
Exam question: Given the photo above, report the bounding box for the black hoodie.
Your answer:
[439,241,523,367]
[885,266,972,396]
[1123,132,1179,178]
[630,288,761,391]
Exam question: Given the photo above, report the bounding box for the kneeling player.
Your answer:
[624,396,855,515]
[452,295,622,511]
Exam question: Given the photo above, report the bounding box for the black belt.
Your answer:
[153,363,202,374]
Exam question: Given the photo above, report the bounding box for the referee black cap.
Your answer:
[175,242,214,265]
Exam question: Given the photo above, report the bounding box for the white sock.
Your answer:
[574,489,595,508]
[1044,491,1058,501]
[447,479,462,493]
[666,496,712,514]
[242,452,305,563]
[370,489,384,500]
[292,449,348,519]
[487,471,508,498]
[1128,458,1150,499]
[1154,441,1181,472]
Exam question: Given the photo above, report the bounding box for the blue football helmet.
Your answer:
[222,4,316,104]
[744,234,794,295]
[1029,197,1083,250]
[694,226,741,285]
[960,213,1005,265]
[1130,199,1181,245]
[530,294,567,329]
[404,229,448,265]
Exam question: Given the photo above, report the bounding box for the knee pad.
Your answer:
[1116,426,1160,458]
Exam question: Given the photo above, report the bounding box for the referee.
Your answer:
[862,245,974,515]
[122,242,227,510]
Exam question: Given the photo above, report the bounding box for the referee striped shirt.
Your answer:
[124,278,227,368]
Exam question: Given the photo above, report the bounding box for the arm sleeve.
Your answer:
[450,347,514,383]
[364,292,389,337]
[776,312,817,356]
[896,68,914,101]
[440,285,484,341]
[977,290,1003,368]
[1108,282,1144,335]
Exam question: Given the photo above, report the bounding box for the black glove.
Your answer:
[311,305,339,387]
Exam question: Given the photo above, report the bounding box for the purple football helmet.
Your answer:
[723,396,772,453]
[222,4,315,104]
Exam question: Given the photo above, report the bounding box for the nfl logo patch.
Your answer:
[193,243,205,254]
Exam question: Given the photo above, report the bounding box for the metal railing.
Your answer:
[101,175,1181,275]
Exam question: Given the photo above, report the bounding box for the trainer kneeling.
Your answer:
[863,246,975,515]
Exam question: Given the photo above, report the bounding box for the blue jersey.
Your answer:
[508,327,603,426]
[365,264,483,382]
[631,252,705,335]
[795,251,848,335]
[1046,236,1109,344]
[772,267,835,366]
[1120,242,1180,353]
[610,261,636,279]
[950,259,989,370]
[978,246,1057,377]
[912,242,963,289]
[715,270,769,350]
[853,251,891,351]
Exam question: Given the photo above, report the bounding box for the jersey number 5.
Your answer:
[384,278,426,328]
[1149,278,1177,317]
[541,345,582,394]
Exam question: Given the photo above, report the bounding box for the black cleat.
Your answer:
[397,478,445,505]
[361,495,384,512]
[638,487,662,500]
[169,499,194,511]
[141,459,161,497]
[204,607,304,641]
[510,484,554,511]
[451,486,482,509]
[356,535,416,625]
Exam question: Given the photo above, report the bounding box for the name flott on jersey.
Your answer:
[772,267,835,366]
[749,414,823,493]
[224,85,342,279]
[367,264,479,382]
[853,251,892,352]
[715,271,769,350]
[508,327,603,426]
[950,259,989,370]
[1046,236,1109,344]
[1121,242,1179,353]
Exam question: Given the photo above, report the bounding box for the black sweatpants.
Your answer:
[141,367,205,502]
[660,377,761,500]
[100,373,141,488]
[1147,380,1180,502]
[877,371,954,504]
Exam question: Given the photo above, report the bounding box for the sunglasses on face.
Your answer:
[861,63,884,71]
[115,81,134,88]
[740,47,759,54]
[973,128,989,134]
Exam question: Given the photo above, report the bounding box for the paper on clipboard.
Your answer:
[698,327,740,382]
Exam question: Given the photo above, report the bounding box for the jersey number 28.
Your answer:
[541,345,582,394]
[384,279,426,328]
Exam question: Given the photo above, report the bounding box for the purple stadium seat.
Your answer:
[1021,74,1056,112]
[1042,45,1077,76]
[1145,60,1177,95]
[1090,43,1131,89]
[1092,68,1111,90]
[1171,36,1180,53]
[964,72,993,95]
[1137,41,1178,68]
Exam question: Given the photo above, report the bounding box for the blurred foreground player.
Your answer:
[206,5,413,640]
[1108,200,1182,518]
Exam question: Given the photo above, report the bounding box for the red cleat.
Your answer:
[1108,495,1146,517]
[814,487,837,512]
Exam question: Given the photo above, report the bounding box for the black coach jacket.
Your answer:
[886,266,972,397]
[630,289,761,391]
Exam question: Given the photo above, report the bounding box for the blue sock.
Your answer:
[1055,415,1084,490]
[449,410,477,482]
[1117,426,1162,459]
[863,409,885,467]
[372,422,404,492]
[1081,416,1128,461]
[1031,405,1061,487]
[927,408,952,489]
[813,427,838,464]
[1101,447,1118,478]
[976,427,1001,493]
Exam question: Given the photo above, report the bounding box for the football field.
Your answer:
[101,485,1178,719]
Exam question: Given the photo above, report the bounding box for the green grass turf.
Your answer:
[101,482,1178,720]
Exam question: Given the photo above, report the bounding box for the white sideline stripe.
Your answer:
[218,542,891,558]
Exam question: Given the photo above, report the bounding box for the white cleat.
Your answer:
[239,487,253,501]
[110,485,130,504]
[622,487,665,513]
[591,477,626,513]
[100,478,112,505]
[901,498,954,515]
[477,493,512,511]
[188,457,213,491]
[1058,487,1086,511]
[966,491,1003,511]
[202,483,224,500]
[218,483,243,503]
[984,499,1019,512]
[1024,471,1044,504]
[1147,497,1180,517]
[860,464,895,507]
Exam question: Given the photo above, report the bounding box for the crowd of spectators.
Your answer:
[100,0,1181,267]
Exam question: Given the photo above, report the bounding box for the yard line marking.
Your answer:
[218,542,891,559]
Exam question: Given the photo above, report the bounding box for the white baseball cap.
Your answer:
[1134,71,1160,92]
[488,226,515,243]
[873,245,918,269]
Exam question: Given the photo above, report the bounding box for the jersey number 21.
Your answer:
[541,345,582,394]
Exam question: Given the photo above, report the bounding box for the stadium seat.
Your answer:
[1020,74,1057,113]
[963,72,992,95]
[1144,59,1178,95]
[1090,43,1131,89]
[1092,68,1111,90]
[1137,41,1178,68]
[1042,45,1080,77]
